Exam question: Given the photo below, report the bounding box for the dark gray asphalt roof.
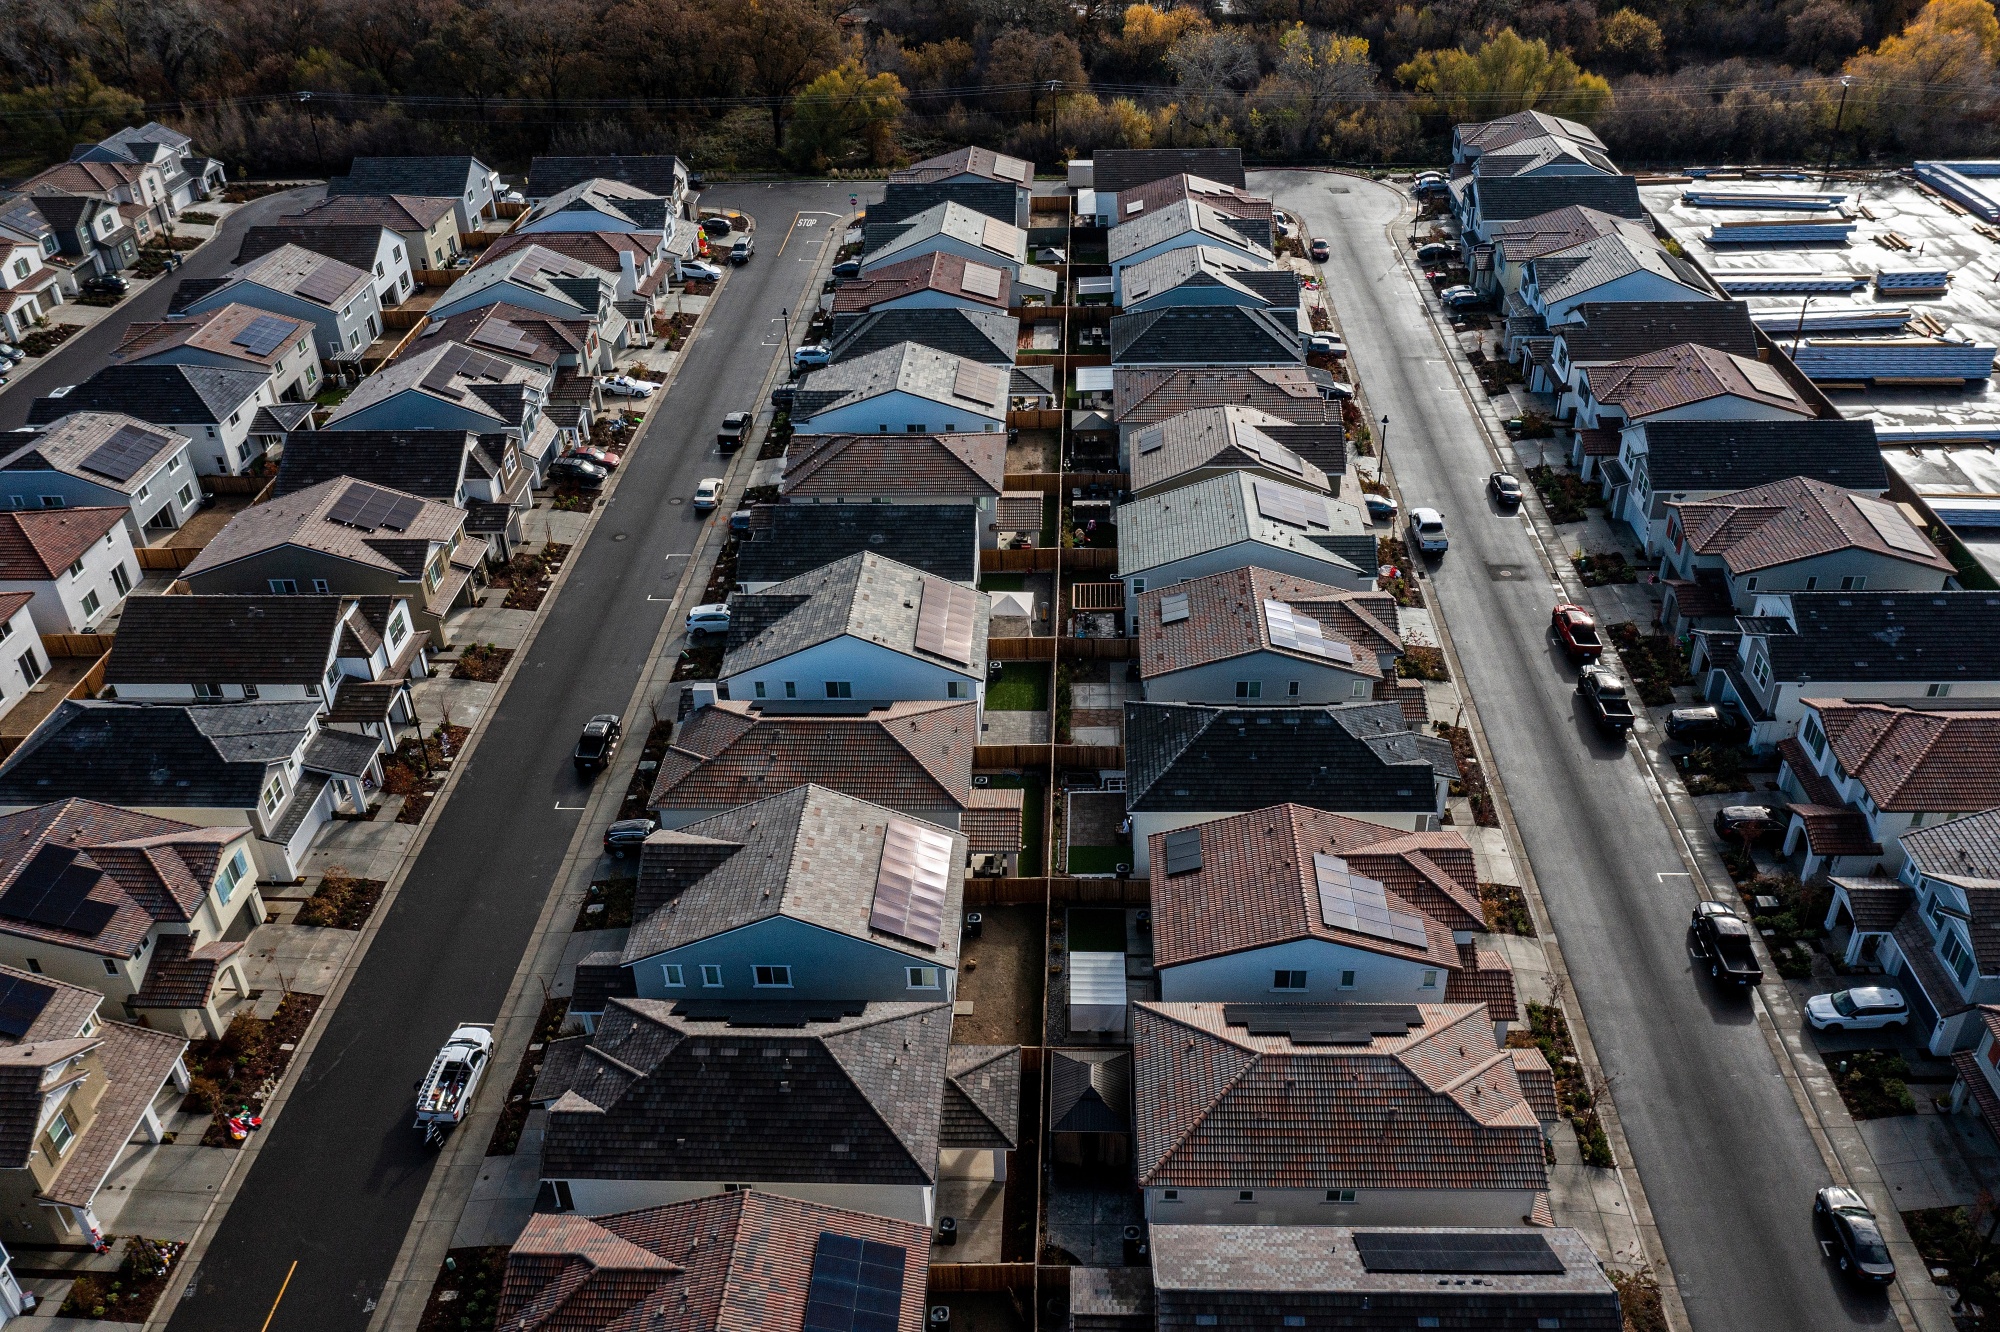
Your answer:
[1111,306,1303,367]
[828,308,1017,367]
[104,596,346,685]
[0,700,313,808]
[1555,300,1759,363]
[235,225,391,273]
[1473,175,1646,223]
[273,430,479,502]
[25,365,268,427]
[329,157,488,199]
[1638,419,1884,493]
[1093,149,1246,194]
[1754,591,2000,684]
[873,181,1018,228]
[736,504,978,586]
[941,1044,1020,1150]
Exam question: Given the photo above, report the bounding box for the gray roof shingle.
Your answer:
[1093,149,1246,194]
[1111,306,1302,367]
[0,700,315,809]
[272,429,485,502]
[1473,175,1646,224]
[525,155,684,198]
[329,156,490,200]
[736,504,977,587]
[720,551,989,679]
[103,596,347,685]
[25,365,268,428]
[1554,300,1759,363]
[828,308,1017,366]
[1747,591,2000,685]
[1637,419,1883,493]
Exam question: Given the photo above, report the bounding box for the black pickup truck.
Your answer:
[1688,901,1763,986]
[1576,665,1637,735]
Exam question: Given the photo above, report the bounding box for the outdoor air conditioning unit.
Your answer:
[929,1308,951,1326]
[972,775,990,786]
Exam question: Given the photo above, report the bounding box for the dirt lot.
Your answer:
[952,904,1044,1047]
[160,493,262,549]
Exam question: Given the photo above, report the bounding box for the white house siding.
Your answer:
[0,525,139,634]
[631,915,955,1005]
[794,390,1005,437]
[111,682,318,705]
[0,605,48,720]
[1131,808,1434,876]
[723,638,984,717]
[1158,937,1444,1006]
[326,392,515,435]
[2,449,200,545]
[1675,548,1953,609]
[1144,651,1375,706]
[1714,667,2000,749]
[363,232,414,308]
[1144,1186,1538,1228]
[1535,270,1712,324]
[555,1178,935,1227]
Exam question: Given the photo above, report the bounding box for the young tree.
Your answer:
[787,59,905,167]
[728,0,843,150]
[986,27,1085,121]
[1268,23,1375,152]
[1396,27,1613,125]
[1600,8,1665,71]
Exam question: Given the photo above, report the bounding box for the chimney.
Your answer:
[687,682,718,711]
[619,249,638,296]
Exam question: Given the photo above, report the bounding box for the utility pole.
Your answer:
[1048,81,1060,160]
[1377,414,1391,477]
[1820,76,1853,191]
[296,91,324,172]
[1790,296,1815,353]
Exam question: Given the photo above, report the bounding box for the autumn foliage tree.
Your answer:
[1397,27,1614,126]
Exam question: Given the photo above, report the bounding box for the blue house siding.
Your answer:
[627,915,956,1004]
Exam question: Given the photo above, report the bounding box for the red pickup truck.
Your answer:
[1551,604,1604,662]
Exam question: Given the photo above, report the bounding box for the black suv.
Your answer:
[1815,1187,1896,1284]
[1688,901,1762,986]
[83,274,130,295]
[1665,705,1751,746]
[603,818,656,856]
[573,714,622,775]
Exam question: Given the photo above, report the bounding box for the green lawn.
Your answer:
[1065,846,1129,877]
[986,662,1050,711]
[979,573,1026,591]
[982,774,1045,876]
[1041,492,1058,546]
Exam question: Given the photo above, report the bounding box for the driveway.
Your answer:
[1258,170,1894,1332]
[165,180,877,1332]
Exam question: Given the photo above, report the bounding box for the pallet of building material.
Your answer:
[1875,232,1914,251]
[1682,192,1845,210]
[1787,336,1998,382]
[1712,272,1869,294]
[1706,218,1857,244]
[1914,162,2000,222]
[1876,269,1951,293]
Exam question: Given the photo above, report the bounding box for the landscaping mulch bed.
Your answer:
[495,543,570,611]
[485,995,571,1155]
[384,725,471,824]
[1678,744,1752,795]
[547,489,597,513]
[1397,646,1450,681]
[452,643,515,681]
[76,290,126,308]
[295,867,386,929]
[574,876,637,930]
[1610,1269,1667,1332]
[617,716,676,820]
[416,1245,511,1332]
[1607,622,1691,707]
[1902,1205,2000,1323]
[682,278,717,297]
[183,993,322,1147]
[1377,536,1423,607]
[1733,871,1828,979]
[1823,1049,1917,1119]
[1527,464,1597,523]
[20,323,78,355]
[1434,723,1497,827]
[672,641,723,682]
[701,535,740,603]
[178,211,220,225]
[760,414,792,462]
[1575,551,1638,586]
[1481,882,1537,936]
[1511,999,1613,1167]
[57,1237,186,1323]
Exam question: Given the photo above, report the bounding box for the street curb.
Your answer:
[143,259,740,1332]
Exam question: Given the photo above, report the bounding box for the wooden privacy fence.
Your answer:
[381,307,428,331]
[136,546,202,571]
[925,1263,1037,1294]
[987,637,1131,661]
[980,548,1117,574]
[1002,471,1126,493]
[963,876,1150,907]
[413,268,462,287]
[40,633,113,660]
[974,744,1123,770]
[1006,410,1062,430]
[201,474,272,497]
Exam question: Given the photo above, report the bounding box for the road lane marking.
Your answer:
[555,802,588,811]
[258,1261,298,1332]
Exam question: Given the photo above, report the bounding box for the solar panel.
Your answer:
[232,313,296,358]
[380,495,425,531]
[803,1231,907,1332]
[992,155,1031,183]
[0,973,54,1039]
[79,423,169,483]
[470,323,533,355]
[293,262,357,305]
[1159,592,1190,625]
[1852,495,1937,556]
[0,845,117,937]
[1738,356,1794,398]
[1135,426,1166,455]
[950,360,1006,410]
[980,216,1019,254]
[1264,600,1355,664]
[1221,1003,1426,1045]
[1162,827,1203,875]
[326,481,420,532]
[870,817,954,947]
[1315,854,1428,947]
[1236,424,1306,475]
[913,580,979,665]
[1254,479,1330,531]
[959,262,1003,299]
[1353,1231,1565,1276]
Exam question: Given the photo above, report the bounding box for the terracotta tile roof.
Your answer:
[894,145,1033,185]
[1777,737,1842,805]
[0,506,126,580]
[1793,804,1883,858]
[781,431,1004,501]
[1577,428,1621,457]
[1446,943,1519,1024]
[497,1191,931,1332]
[131,934,243,1008]
[1806,699,2000,812]
[830,251,1012,315]
[964,786,1023,856]
[42,1019,187,1207]
[1051,1048,1131,1133]
[1133,1002,1548,1193]
[1509,1046,1560,1120]
[1136,567,1400,683]
[647,700,975,816]
[420,302,592,368]
[475,230,661,279]
[0,593,31,626]
[1114,367,1343,429]
[1460,110,1605,154]
[20,160,146,194]
[110,303,312,370]
[0,963,100,1047]
[1664,576,1734,621]
[719,552,989,681]
[942,1043,1019,1149]
[1584,343,1810,421]
[1148,803,1472,969]
[1671,478,1950,577]
[1829,876,1914,932]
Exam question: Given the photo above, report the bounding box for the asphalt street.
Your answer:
[1258,171,1892,1332]
[166,179,874,1332]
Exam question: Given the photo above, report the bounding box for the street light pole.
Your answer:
[1820,76,1853,191]
[1378,414,1391,476]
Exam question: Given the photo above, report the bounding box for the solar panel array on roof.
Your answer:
[992,155,1031,183]
[1253,479,1330,530]
[326,481,424,532]
[870,817,953,947]
[293,261,357,305]
[1265,600,1355,664]
[1315,853,1428,947]
[1737,357,1794,398]
[1237,425,1306,475]
[1221,1002,1425,1045]
[980,216,1017,253]
[79,423,169,482]
[1136,426,1166,455]
[469,322,533,355]
[0,973,54,1039]
[802,1231,907,1332]
[1162,827,1203,875]
[1158,591,1190,625]
[950,360,1006,410]
[1853,495,1936,555]
[914,580,979,665]
[0,845,117,937]
[419,357,468,400]
[232,313,297,358]
[959,262,1003,299]
[1353,1231,1566,1276]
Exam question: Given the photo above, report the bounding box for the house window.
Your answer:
[178,484,195,508]
[700,964,723,987]
[312,579,330,594]
[135,483,150,504]
[1284,1319,1307,1329]
[80,590,100,619]
[0,620,9,644]
[1929,683,1953,698]
[22,958,40,974]
[325,661,342,690]
[1805,577,1819,591]
[1236,1190,1254,1202]
[262,776,285,815]
[1351,679,1369,698]
[754,681,767,698]
[217,849,248,903]
[227,411,240,427]
[111,565,130,595]
[785,682,797,699]
[1941,925,1977,986]
[18,651,42,686]
[662,964,684,987]
[1234,681,1260,699]
[753,965,792,988]
[387,609,408,649]
[66,556,83,576]
[193,683,223,701]
[269,579,298,595]
[1801,715,1827,759]
[1843,576,1867,591]
[1162,1190,1180,1201]
[1288,681,1300,697]
[45,1107,75,1158]
[1271,969,1308,990]
[1339,969,1357,989]
[1324,1189,1356,1203]
[41,498,63,514]
[825,681,852,699]
[1195,1319,1218,1328]
[1745,577,1758,591]
[103,957,119,976]
[1420,969,1439,989]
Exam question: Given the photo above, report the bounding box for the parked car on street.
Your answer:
[682,260,723,282]
[793,343,832,368]
[1306,332,1346,356]
[687,603,732,637]
[1488,470,1523,508]
[1576,665,1636,734]
[1415,242,1455,263]
[729,509,754,533]
[1688,901,1763,986]
[563,444,622,470]
[1440,285,1485,309]
[603,817,656,856]
[1363,493,1398,522]
[717,411,751,451]
[1550,604,1603,662]
[771,383,796,410]
[693,477,724,510]
[573,714,623,775]
[687,171,706,191]
[1308,238,1331,262]
[1714,804,1788,843]
[1407,507,1449,555]
[601,375,658,398]
[1667,705,1751,746]
[1814,1187,1897,1285]
[1413,176,1450,199]
[1806,986,1909,1033]
[729,237,755,264]
[82,274,129,295]
[546,456,607,488]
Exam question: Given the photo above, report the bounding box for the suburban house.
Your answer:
[18,159,167,236]
[280,194,460,271]
[103,594,430,747]
[235,224,414,309]
[1090,148,1246,195]
[273,428,529,553]
[1117,471,1378,608]
[476,229,673,316]
[1122,700,1459,874]
[320,340,562,481]
[424,246,625,353]
[781,431,1004,516]
[1109,199,1274,278]
[0,595,49,723]
[25,364,275,477]
[647,700,978,830]
[1547,300,1760,414]
[524,154,690,213]
[327,156,500,233]
[1774,699,2000,880]
[718,552,989,713]
[22,193,133,281]
[0,413,200,545]
[422,300,606,379]
[1109,305,1302,369]
[0,799,259,1036]
[1104,174,1275,247]
[0,962,189,1245]
[889,146,1035,226]
[108,303,322,403]
[1482,205,1654,296]
[532,997,953,1223]
[73,122,224,211]
[1115,246,1300,315]
[180,476,483,645]
[1132,1002,1550,1226]
[1471,132,1619,179]
[1658,478,1952,635]
[862,200,1030,278]
[496,1192,930,1332]
[1113,367,1345,460]
[1693,591,2000,749]
[1455,109,1607,166]
[790,344,1009,436]
[830,253,1014,333]
[1136,567,1402,705]
[735,503,978,592]
[170,245,383,366]
[0,222,74,341]
[1574,342,1813,433]
[515,177,677,236]
[826,307,1017,367]
[1147,1225,1619,1329]
[0,506,136,634]
[1457,174,1647,248]
[0,699,384,881]
[1127,404,1342,499]
[1516,231,1714,331]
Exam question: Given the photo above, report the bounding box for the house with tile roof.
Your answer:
[1149,1224,1620,1329]
[789,344,1009,437]
[25,364,277,478]
[0,961,189,1244]
[1,413,200,546]
[17,158,169,235]
[170,244,383,365]
[1947,1006,2000,1146]
[1693,591,2000,750]
[1472,132,1619,180]
[273,428,530,554]
[0,800,259,1037]
[1658,478,1950,638]
[735,503,979,592]
[1136,568,1400,706]
[1132,1001,1550,1226]
[1459,175,1647,247]
[1109,199,1274,279]
[1453,110,1607,166]
[475,227,681,322]
[320,339,565,481]
[426,244,626,348]
[1123,700,1459,874]
[180,476,483,645]
[1117,472,1377,609]
[73,121,224,211]
[780,431,1004,518]
[1112,367,1345,460]
[525,154,689,206]
[0,595,48,725]
[280,194,461,271]
[1091,149,1247,195]
[862,200,1030,276]
[889,147,1034,222]
[826,307,1017,368]
[1574,342,1815,474]
[496,1190,931,1332]
[235,223,412,309]
[718,552,990,714]
[830,253,1014,331]
[1100,174,1274,246]
[108,303,322,403]
[1546,300,1759,412]
[327,156,500,233]
[1114,245,1302,315]
[22,192,134,283]
[1518,230,1714,326]
[516,177,675,234]
[1127,405,1341,500]
[0,505,136,634]
[419,300,606,381]
[532,995,954,1222]
[1110,305,1303,369]
[0,213,77,341]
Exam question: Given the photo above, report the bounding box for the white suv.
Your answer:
[1408,507,1449,555]
[686,604,732,637]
